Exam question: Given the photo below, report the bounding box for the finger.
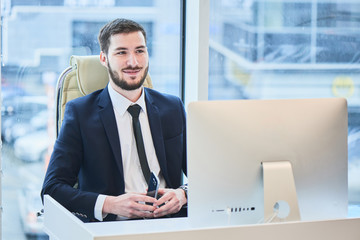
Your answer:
[131,194,158,204]
[156,188,167,195]
[121,195,157,213]
[134,201,157,212]
[123,201,156,218]
[153,203,178,217]
[154,191,173,206]
[154,196,178,215]
[127,208,155,219]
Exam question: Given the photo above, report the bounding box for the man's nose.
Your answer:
[127,53,139,67]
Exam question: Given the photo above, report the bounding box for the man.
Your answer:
[41,18,187,222]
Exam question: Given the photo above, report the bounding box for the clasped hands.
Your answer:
[103,188,187,219]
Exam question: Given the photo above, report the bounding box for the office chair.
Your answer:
[55,55,153,136]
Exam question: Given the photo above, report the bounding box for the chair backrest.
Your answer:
[55,55,153,136]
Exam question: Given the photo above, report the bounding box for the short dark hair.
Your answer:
[98,18,147,55]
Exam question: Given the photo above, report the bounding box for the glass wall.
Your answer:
[1,0,182,239]
[209,0,360,206]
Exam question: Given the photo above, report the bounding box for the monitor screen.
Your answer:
[187,98,348,227]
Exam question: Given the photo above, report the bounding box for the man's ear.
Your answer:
[99,51,108,68]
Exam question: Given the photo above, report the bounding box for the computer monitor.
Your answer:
[187,98,348,227]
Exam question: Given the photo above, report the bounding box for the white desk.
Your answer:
[44,195,360,240]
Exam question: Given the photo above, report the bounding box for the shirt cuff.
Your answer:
[94,194,108,221]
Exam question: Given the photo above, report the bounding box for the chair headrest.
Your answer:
[70,55,153,96]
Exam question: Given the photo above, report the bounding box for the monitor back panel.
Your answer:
[187,98,348,227]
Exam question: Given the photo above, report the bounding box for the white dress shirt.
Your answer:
[94,84,165,221]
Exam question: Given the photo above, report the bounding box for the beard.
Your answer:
[107,62,149,91]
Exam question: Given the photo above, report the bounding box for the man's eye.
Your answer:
[136,49,145,54]
[117,51,126,55]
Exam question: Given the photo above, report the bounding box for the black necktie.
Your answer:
[127,104,151,183]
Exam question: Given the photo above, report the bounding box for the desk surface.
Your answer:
[68,217,360,240]
[86,217,191,236]
[86,204,360,237]
[44,195,360,240]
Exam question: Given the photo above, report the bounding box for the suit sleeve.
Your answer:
[41,101,98,222]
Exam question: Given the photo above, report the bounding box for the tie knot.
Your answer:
[127,104,141,118]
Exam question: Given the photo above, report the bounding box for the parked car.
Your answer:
[1,95,48,143]
[3,110,49,143]
[13,130,50,162]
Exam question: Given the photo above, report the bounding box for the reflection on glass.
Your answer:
[1,1,181,239]
[209,0,360,206]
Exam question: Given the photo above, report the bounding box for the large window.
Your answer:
[1,1,182,239]
[209,0,360,207]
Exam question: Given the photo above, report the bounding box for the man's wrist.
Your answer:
[178,184,188,200]
[103,195,116,216]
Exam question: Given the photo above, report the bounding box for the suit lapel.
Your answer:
[96,87,169,189]
[145,89,170,185]
[97,86,125,185]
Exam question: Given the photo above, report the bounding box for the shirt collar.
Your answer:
[108,84,147,116]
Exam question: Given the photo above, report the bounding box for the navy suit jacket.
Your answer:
[41,86,187,221]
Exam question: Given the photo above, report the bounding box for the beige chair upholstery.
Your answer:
[55,55,153,136]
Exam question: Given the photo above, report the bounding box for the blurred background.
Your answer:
[1,0,360,239]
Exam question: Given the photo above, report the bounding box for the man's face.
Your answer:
[104,31,149,91]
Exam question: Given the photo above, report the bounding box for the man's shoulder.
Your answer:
[144,87,181,104]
